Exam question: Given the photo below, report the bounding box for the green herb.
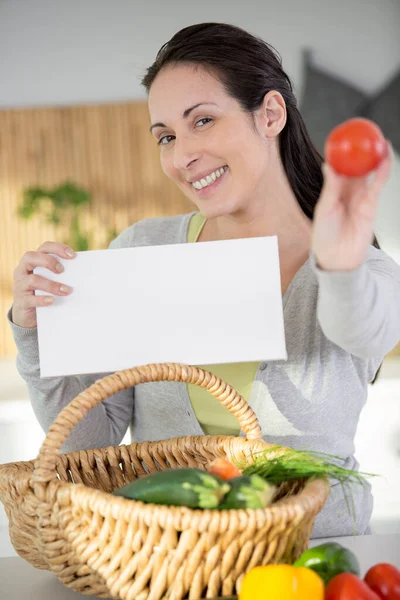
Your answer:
[234,446,378,534]
[237,446,374,485]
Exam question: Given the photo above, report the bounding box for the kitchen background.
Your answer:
[0,0,399,554]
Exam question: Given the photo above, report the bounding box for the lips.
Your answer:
[190,166,229,196]
[190,166,229,190]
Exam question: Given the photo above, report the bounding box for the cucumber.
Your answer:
[112,467,230,509]
[218,475,276,509]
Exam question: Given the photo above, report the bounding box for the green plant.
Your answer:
[18,181,92,251]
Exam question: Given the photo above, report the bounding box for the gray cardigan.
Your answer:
[8,212,400,538]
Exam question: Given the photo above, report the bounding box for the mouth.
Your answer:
[190,166,229,195]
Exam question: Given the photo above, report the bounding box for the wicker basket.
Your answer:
[0,363,329,599]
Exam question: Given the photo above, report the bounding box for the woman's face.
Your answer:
[148,64,276,218]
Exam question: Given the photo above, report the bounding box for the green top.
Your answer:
[186,212,260,435]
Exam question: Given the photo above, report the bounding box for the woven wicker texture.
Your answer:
[0,363,329,599]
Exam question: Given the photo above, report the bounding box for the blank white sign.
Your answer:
[35,236,287,377]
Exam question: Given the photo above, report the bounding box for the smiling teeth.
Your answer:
[192,166,228,189]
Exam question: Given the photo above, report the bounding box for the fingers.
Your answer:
[347,140,392,217]
[19,273,73,296]
[19,294,55,309]
[316,163,343,215]
[12,241,75,328]
[368,140,392,197]
[15,251,61,280]
[36,241,75,258]
[13,273,73,314]
[14,245,75,280]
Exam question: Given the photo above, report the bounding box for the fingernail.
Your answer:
[65,249,75,258]
[59,285,72,293]
[55,263,64,273]
[44,296,54,304]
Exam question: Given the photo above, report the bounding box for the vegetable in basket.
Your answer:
[293,541,360,584]
[235,445,377,527]
[218,475,275,509]
[207,457,242,480]
[239,446,375,486]
[112,467,230,509]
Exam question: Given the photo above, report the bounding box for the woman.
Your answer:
[8,23,400,538]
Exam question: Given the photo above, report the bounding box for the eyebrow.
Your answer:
[149,102,219,134]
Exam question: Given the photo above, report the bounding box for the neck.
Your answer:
[205,170,312,258]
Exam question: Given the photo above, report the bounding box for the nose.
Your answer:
[172,135,201,171]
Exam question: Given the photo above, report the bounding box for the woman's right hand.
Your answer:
[12,241,76,329]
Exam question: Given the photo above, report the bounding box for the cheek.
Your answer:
[224,126,265,167]
[160,152,178,181]
[240,138,269,173]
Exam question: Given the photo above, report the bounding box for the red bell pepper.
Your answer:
[364,563,400,600]
[325,573,380,600]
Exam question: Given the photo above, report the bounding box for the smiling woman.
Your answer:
[6,22,400,539]
[146,61,315,236]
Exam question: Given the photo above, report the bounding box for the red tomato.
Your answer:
[325,118,386,177]
[364,563,400,599]
[325,573,381,599]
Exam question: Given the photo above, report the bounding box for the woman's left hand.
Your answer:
[311,142,392,271]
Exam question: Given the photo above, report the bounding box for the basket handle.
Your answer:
[32,363,262,486]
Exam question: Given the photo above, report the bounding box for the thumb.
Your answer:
[318,163,342,214]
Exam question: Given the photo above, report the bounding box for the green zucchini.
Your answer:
[218,475,276,509]
[112,467,230,509]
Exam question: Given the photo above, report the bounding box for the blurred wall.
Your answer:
[1,0,399,106]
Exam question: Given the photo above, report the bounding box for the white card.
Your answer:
[35,236,287,377]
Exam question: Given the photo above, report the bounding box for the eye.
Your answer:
[195,117,213,127]
[158,134,175,146]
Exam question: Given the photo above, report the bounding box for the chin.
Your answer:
[194,199,242,220]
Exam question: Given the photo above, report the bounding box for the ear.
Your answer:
[255,90,287,138]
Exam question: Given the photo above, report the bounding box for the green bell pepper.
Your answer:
[293,542,360,584]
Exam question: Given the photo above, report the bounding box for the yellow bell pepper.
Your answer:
[239,564,324,600]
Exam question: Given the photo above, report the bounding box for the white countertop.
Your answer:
[0,529,399,599]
